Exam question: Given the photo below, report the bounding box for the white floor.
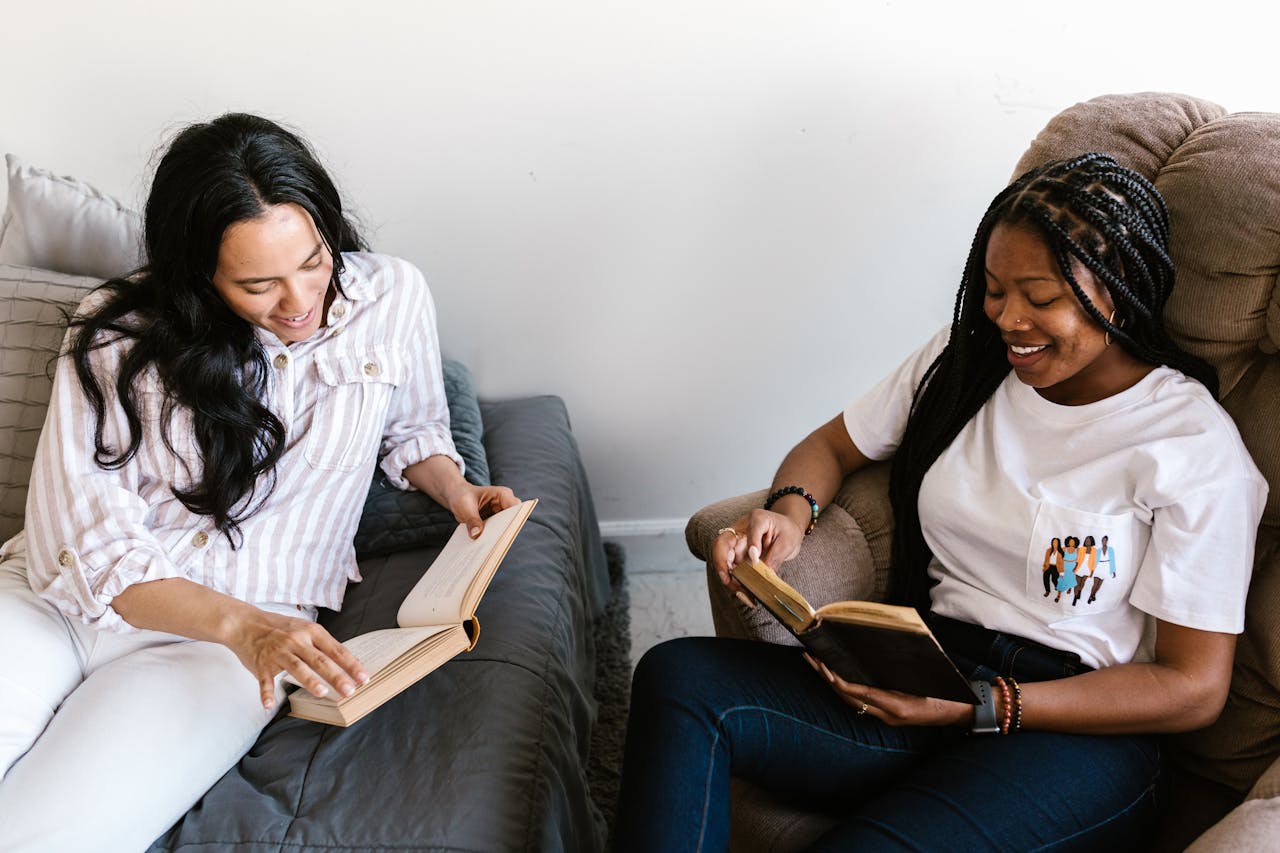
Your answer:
[612,529,715,666]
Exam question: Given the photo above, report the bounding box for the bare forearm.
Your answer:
[1019,658,1229,734]
[402,454,467,506]
[769,415,870,531]
[111,577,254,646]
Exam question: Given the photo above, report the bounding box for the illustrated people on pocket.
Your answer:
[1073,535,1098,606]
[1055,535,1080,602]
[1042,536,1064,596]
[1091,535,1117,603]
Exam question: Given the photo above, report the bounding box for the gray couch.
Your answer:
[150,394,612,852]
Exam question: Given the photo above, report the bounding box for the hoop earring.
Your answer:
[1105,310,1116,347]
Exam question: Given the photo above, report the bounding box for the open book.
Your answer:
[287,498,537,726]
[731,558,978,704]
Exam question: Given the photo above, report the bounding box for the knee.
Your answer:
[631,636,730,712]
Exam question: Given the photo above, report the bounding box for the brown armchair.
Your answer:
[686,92,1280,852]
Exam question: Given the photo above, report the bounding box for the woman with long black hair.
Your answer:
[0,113,517,850]
[615,154,1267,850]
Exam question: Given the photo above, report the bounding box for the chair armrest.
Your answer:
[685,463,893,646]
[1184,755,1280,852]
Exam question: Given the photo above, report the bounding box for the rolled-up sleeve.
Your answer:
[24,332,186,632]
[376,260,462,490]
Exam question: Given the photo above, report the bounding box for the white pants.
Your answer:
[0,546,286,852]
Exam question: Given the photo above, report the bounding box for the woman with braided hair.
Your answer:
[614,154,1267,850]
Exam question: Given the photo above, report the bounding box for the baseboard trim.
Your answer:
[599,518,688,538]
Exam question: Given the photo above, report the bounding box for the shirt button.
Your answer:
[273,353,289,369]
[363,362,380,377]
[332,303,347,318]
[331,326,344,337]
[57,549,74,567]
[192,531,209,548]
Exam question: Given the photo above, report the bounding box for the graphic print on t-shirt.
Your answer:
[1027,503,1135,618]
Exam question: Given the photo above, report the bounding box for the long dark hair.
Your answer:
[68,113,366,543]
[886,153,1216,610]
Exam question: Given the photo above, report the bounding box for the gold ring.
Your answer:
[717,527,738,537]
[856,702,869,715]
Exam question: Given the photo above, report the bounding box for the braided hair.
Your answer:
[885,153,1217,611]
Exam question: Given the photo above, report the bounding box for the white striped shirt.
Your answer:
[21,252,460,632]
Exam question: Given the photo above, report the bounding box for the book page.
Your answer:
[731,558,817,635]
[396,499,536,627]
[284,625,448,693]
[818,600,930,633]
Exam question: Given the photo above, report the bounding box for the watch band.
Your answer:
[970,679,999,734]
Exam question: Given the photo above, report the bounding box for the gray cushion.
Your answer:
[352,358,490,559]
[0,264,99,542]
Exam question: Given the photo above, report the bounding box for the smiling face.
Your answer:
[982,221,1148,405]
[211,203,334,345]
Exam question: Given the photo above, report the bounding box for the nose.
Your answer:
[278,279,311,315]
[991,295,1031,332]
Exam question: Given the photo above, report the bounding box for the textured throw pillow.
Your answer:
[353,358,490,559]
[0,154,145,280]
[0,264,100,542]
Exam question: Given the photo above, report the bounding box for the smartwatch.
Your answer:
[969,679,999,734]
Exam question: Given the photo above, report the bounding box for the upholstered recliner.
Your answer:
[686,92,1280,852]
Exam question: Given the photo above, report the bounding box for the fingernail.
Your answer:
[735,591,756,609]
[341,684,355,697]
[748,545,760,562]
[313,684,329,697]
[470,526,481,537]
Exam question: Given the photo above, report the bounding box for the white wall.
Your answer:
[3,1,1276,531]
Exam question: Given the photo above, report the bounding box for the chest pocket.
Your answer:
[305,347,406,472]
[1025,501,1146,621]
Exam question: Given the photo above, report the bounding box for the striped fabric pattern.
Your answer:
[19,253,459,632]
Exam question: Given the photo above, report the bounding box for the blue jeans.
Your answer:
[614,621,1163,852]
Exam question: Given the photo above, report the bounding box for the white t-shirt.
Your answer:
[844,326,1267,670]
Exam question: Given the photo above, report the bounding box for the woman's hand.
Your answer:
[803,653,972,728]
[403,455,520,540]
[112,577,369,711]
[443,481,520,539]
[711,509,805,595]
[224,606,369,710]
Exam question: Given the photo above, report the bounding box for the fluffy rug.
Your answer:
[588,542,632,848]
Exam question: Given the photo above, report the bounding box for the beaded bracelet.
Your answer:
[994,676,1014,735]
[763,486,820,535]
[1007,676,1023,733]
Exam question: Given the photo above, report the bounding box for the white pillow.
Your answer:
[0,263,99,542]
[0,154,144,280]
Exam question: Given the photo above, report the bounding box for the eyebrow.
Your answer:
[983,268,1061,286]
[233,243,323,285]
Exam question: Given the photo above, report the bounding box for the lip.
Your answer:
[1005,341,1050,369]
[274,304,316,329]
